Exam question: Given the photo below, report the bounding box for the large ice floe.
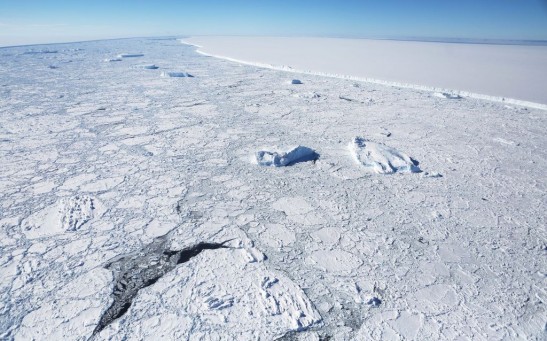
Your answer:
[255,146,319,167]
[348,137,421,174]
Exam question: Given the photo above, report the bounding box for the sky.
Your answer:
[1,0,547,46]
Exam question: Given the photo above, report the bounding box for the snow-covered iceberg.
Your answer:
[255,146,318,167]
[348,137,420,174]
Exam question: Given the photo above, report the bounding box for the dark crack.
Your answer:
[92,235,232,336]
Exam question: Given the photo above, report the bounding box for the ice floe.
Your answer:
[348,137,421,174]
[255,146,318,167]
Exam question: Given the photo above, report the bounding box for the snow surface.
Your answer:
[0,37,546,340]
[183,36,547,107]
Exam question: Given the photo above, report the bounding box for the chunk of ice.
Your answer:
[255,146,318,167]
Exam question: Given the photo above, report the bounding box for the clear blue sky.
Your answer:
[1,0,547,46]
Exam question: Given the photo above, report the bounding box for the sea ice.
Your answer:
[255,146,318,167]
[348,137,421,174]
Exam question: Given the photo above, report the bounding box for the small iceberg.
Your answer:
[255,146,318,167]
[135,64,159,70]
[161,71,193,78]
[117,53,144,58]
[290,79,303,85]
[348,137,420,174]
[104,58,122,62]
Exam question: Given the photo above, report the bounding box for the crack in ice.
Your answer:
[92,235,233,336]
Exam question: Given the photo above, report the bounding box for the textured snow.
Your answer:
[0,37,546,340]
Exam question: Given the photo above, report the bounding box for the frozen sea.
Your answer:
[0,37,546,340]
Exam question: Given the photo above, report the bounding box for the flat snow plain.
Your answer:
[0,37,546,340]
[183,36,547,107]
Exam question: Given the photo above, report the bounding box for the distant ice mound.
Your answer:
[290,79,303,85]
[434,92,461,99]
[255,146,318,167]
[104,58,122,62]
[117,53,144,58]
[135,64,159,70]
[161,71,193,78]
[348,137,420,174]
[22,195,104,239]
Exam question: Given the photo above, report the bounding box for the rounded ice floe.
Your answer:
[161,71,193,78]
[255,146,318,167]
[117,53,144,58]
[290,79,303,84]
[348,137,421,174]
[21,195,104,238]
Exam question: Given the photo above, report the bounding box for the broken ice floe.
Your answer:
[22,195,104,238]
[434,92,461,99]
[348,137,421,174]
[117,53,144,58]
[161,71,193,78]
[255,146,319,167]
[290,79,303,84]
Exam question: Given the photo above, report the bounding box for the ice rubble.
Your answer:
[434,92,462,99]
[348,137,421,174]
[255,146,318,167]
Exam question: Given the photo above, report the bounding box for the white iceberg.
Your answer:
[348,137,421,174]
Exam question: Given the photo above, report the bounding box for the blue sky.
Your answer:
[1,0,547,46]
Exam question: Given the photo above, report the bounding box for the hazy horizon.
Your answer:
[1,0,547,47]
